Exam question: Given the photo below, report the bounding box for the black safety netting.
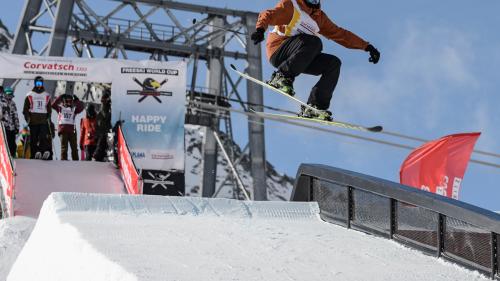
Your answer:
[395,202,438,250]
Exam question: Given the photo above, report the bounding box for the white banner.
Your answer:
[0,53,116,83]
[112,60,186,171]
[0,53,186,172]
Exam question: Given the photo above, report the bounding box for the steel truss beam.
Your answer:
[113,0,258,18]
[69,29,249,60]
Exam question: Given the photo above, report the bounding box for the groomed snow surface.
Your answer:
[4,193,490,281]
[0,216,36,279]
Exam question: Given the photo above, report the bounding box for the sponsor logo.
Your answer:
[22,61,88,77]
[151,153,174,160]
[144,171,175,190]
[150,150,174,160]
[126,76,173,103]
[132,151,146,159]
[121,67,179,76]
[23,62,87,72]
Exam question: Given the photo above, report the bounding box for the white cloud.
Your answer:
[333,21,479,131]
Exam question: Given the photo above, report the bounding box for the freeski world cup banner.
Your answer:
[112,60,186,171]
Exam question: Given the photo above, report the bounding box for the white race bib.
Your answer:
[27,91,50,114]
[272,0,320,37]
[58,106,77,125]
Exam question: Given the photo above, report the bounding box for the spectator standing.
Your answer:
[93,91,112,162]
[52,94,84,160]
[0,87,20,157]
[23,76,52,160]
[80,103,97,161]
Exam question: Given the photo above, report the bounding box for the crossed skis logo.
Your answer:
[144,171,175,190]
[126,77,173,103]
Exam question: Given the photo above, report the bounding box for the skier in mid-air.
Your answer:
[251,0,380,121]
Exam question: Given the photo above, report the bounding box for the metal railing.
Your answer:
[292,164,500,279]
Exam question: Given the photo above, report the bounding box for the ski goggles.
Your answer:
[35,81,43,87]
[305,0,320,4]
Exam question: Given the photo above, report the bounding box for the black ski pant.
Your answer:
[270,34,342,110]
[93,134,108,162]
[84,145,96,161]
[5,130,17,158]
[29,124,50,159]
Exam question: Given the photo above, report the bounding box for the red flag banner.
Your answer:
[400,132,480,199]
[117,126,142,195]
[0,125,15,216]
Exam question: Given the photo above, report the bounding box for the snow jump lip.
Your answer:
[8,193,491,281]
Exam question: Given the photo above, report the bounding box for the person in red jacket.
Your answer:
[80,104,97,161]
[52,94,84,160]
[251,0,380,121]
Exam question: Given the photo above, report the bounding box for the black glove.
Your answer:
[250,28,265,45]
[365,44,380,64]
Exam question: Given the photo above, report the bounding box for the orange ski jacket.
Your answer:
[80,117,97,147]
[256,0,369,60]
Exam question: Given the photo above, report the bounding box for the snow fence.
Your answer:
[293,163,500,279]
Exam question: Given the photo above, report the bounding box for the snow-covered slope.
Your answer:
[7,193,490,281]
[0,217,36,280]
[185,125,294,200]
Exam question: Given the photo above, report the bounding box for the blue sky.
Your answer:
[2,0,500,211]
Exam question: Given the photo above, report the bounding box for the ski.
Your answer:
[229,64,322,114]
[230,64,383,133]
[251,110,383,133]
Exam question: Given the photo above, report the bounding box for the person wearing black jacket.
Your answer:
[22,76,52,160]
[93,90,112,161]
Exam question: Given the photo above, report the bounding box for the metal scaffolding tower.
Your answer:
[8,0,267,200]
[0,20,13,51]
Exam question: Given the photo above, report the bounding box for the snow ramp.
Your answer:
[13,159,126,218]
[8,193,489,281]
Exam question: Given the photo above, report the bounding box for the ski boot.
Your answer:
[299,104,333,121]
[42,151,51,160]
[266,71,295,96]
